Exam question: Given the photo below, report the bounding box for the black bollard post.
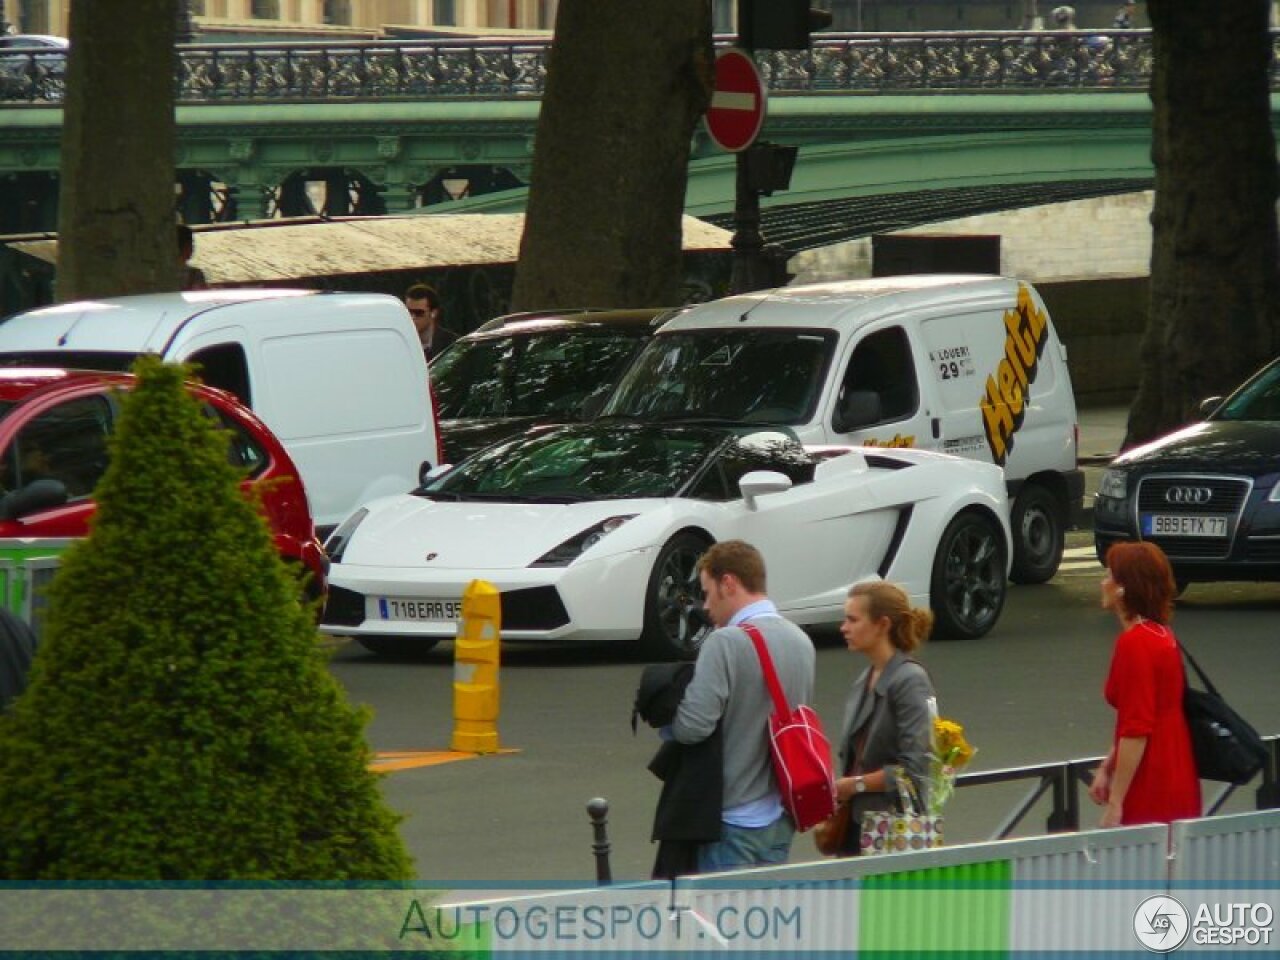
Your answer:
[586,797,613,886]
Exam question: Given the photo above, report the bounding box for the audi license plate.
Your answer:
[1141,514,1227,538]
[372,596,462,622]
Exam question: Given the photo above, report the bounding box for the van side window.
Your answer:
[833,327,919,432]
[0,396,114,501]
[189,344,252,408]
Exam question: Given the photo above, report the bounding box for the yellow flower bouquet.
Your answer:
[926,710,976,817]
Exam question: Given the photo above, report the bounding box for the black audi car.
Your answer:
[1094,356,1280,587]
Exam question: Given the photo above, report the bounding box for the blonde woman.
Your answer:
[830,581,935,856]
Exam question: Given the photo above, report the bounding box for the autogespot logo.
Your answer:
[1134,895,1190,952]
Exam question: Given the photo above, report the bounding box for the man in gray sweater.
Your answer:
[671,539,816,873]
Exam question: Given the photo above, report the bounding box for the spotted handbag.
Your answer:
[859,767,943,855]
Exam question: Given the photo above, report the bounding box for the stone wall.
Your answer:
[1037,276,1146,405]
[789,191,1155,284]
[787,192,1154,403]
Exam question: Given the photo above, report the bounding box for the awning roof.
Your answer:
[6,214,733,287]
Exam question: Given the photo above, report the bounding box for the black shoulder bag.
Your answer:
[1179,640,1267,785]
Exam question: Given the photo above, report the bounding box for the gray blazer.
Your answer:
[837,651,935,822]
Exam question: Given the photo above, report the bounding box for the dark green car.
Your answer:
[431,308,682,464]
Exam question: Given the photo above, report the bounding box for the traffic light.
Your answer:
[744,142,798,197]
[738,0,834,51]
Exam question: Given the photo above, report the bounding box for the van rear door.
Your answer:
[253,327,430,533]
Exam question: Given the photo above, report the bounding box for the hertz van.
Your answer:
[0,289,439,537]
[602,275,1082,582]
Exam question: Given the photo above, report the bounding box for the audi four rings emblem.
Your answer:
[1166,486,1212,505]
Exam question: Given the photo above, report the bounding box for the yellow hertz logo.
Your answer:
[980,285,1049,466]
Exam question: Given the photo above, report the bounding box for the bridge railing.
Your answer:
[758,28,1156,92]
[0,29,1184,105]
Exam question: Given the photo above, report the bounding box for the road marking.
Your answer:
[1058,545,1102,576]
[370,748,520,773]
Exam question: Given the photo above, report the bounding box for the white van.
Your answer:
[0,289,440,536]
[602,275,1083,582]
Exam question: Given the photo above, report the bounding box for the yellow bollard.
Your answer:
[452,579,500,753]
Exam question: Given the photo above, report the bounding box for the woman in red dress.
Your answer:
[1089,541,1201,826]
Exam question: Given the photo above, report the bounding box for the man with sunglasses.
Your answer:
[404,283,457,361]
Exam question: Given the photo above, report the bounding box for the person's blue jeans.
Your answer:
[696,816,795,874]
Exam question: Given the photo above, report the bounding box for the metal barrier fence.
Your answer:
[1170,808,1280,886]
[442,811,1280,953]
[14,29,1280,105]
[0,540,72,643]
[958,735,1280,839]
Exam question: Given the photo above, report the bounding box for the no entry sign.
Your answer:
[704,48,766,153]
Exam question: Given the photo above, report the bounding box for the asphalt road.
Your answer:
[328,530,1280,887]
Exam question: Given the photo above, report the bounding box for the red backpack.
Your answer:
[742,623,836,831]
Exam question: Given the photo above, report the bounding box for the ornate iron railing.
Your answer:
[0,29,1252,106]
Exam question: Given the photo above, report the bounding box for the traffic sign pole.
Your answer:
[703,48,776,294]
[730,148,772,295]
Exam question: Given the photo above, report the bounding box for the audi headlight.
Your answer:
[1098,469,1128,500]
[531,515,636,567]
[324,508,368,564]
[1269,481,1280,503]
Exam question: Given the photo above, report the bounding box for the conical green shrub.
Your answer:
[0,357,413,880]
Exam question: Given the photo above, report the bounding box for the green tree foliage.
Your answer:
[0,358,412,880]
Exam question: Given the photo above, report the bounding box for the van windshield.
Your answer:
[601,329,835,426]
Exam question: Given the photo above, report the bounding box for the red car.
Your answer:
[0,369,327,618]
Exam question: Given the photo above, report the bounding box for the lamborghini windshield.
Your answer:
[423,424,722,501]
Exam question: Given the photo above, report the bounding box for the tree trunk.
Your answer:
[510,0,713,310]
[1127,0,1280,447]
[56,0,179,302]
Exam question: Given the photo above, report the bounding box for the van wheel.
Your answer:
[1009,485,1064,584]
[640,532,712,661]
[931,511,1007,641]
[357,636,441,658]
